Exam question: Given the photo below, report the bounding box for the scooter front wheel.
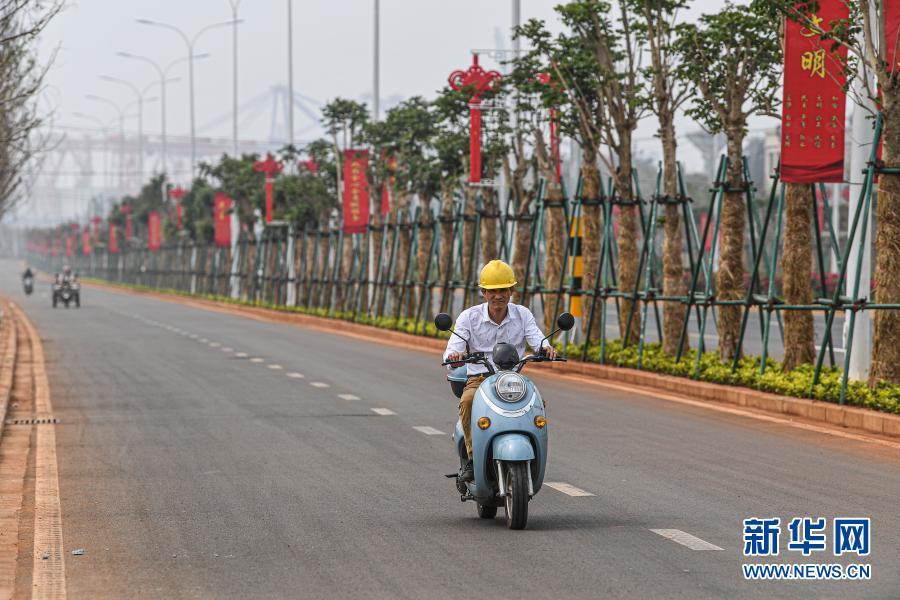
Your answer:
[504,462,529,530]
[476,503,497,519]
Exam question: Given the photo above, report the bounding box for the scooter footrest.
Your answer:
[445,473,458,478]
[460,493,474,502]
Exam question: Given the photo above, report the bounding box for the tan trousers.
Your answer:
[458,375,487,459]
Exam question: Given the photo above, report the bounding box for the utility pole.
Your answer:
[228,1,242,157]
[373,0,380,120]
[288,0,295,146]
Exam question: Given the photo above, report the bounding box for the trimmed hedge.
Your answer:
[87,278,900,416]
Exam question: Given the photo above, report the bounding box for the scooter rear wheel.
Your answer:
[476,503,497,519]
[504,462,529,530]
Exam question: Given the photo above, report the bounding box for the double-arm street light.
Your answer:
[116,52,209,179]
[137,17,242,178]
[85,94,127,192]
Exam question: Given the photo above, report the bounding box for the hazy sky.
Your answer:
[37,0,735,146]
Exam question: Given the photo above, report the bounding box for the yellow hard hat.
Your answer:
[479,260,517,289]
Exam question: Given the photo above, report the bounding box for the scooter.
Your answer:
[434,311,575,530]
[23,275,33,295]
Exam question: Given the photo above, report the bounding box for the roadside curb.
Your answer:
[0,301,18,443]
[82,278,900,443]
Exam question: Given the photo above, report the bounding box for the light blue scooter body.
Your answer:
[454,372,547,505]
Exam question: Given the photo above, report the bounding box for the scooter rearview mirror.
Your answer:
[435,313,470,353]
[434,313,453,331]
[557,312,575,331]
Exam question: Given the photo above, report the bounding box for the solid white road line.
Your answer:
[371,408,397,416]
[413,426,445,436]
[337,394,360,401]
[310,382,330,388]
[650,529,723,551]
[268,364,283,370]
[249,357,264,363]
[286,372,305,379]
[235,352,248,358]
[544,482,595,497]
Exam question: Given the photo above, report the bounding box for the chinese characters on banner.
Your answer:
[109,224,119,253]
[148,211,162,251]
[780,1,849,182]
[214,193,233,247]
[343,149,370,234]
[82,229,92,255]
[887,2,900,72]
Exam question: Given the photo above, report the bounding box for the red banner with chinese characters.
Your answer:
[343,149,369,234]
[65,235,74,258]
[887,3,900,73]
[109,224,119,253]
[780,2,849,182]
[214,193,232,247]
[148,211,162,251]
[82,229,92,255]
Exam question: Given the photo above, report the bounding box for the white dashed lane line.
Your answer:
[337,394,359,401]
[544,482,595,497]
[413,426,445,436]
[222,347,233,352]
[371,408,396,416]
[189,334,198,339]
[200,338,209,343]
[650,529,723,551]
[235,352,248,358]
[310,382,330,388]
[209,342,221,348]
[286,372,305,379]
[249,357,264,363]
[268,364,283,370]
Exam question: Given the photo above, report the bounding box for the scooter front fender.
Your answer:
[491,433,535,462]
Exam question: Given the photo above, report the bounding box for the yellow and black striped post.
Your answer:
[567,213,584,317]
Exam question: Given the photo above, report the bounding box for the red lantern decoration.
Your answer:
[253,153,283,224]
[299,159,318,174]
[168,186,187,231]
[214,193,233,247]
[448,54,501,184]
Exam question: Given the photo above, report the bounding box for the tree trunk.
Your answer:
[511,190,536,309]
[660,118,688,356]
[580,155,603,337]
[416,206,434,320]
[782,183,816,370]
[614,165,641,343]
[716,136,746,361]
[870,104,900,384]
[392,192,413,317]
[438,181,456,312]
[479,189,498,264]
[461,185,478,306]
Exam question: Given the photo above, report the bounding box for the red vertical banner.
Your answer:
[343,149,370,234]
[125,215,133,241]
[148,211,162,251]
[780,2,849,182]
[380,184,390,216]
[65,235,74,257]
[886,2,900,73]
[109,224,119,254]
[82,229,92,255]
[214,193,233,247]
[253,153,283,224]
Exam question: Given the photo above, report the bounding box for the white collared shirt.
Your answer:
[443,302,549,376]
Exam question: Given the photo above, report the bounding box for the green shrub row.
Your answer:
[88,278,899,416]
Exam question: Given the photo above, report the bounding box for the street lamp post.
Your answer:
[86,94,127,192]
[287,0,295,146]
[373,0,380,121]
[137,17,241,177]
[227,1,242,157]
[100,75,151,181]
[73,112,115,189]
[117,52,205,179]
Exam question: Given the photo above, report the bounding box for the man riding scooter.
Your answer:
[443,260,557,483]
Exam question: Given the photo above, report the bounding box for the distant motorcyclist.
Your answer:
[443,260,557,483]
[22,266,33,280]
[22,266,34,295]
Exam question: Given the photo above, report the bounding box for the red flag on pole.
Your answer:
[65,235,74,257]
[148,211,162,251]
[780,2,849,183]
[109,224,119,254]
[342,149,370,234]
[214,193,233,247]
[82,229,92,255]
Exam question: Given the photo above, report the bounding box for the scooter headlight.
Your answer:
[495,373,526,403]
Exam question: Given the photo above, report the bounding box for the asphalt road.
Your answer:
[2,259,898,599]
